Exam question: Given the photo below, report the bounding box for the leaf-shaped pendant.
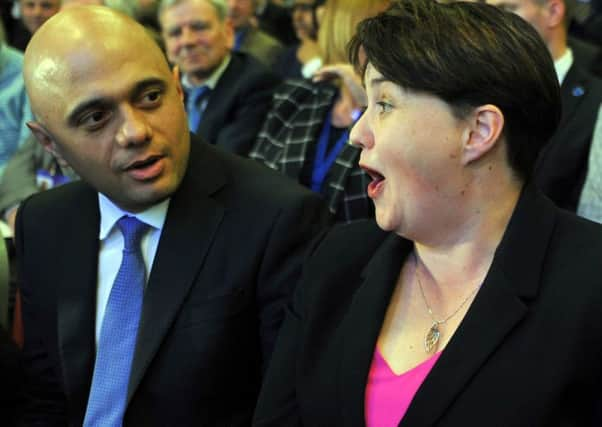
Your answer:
[424,323,440,353]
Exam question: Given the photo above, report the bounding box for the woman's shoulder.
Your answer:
[551,209,602,255]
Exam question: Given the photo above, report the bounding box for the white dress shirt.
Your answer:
[182,54,231,92]
[95,193,169,343]
[554,47,573,84]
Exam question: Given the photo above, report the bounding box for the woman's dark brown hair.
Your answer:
[348,0,562,181]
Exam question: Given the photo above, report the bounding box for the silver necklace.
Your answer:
[414,256,481,354]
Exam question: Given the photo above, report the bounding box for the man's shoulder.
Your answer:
[245,27,282,51]
[17,181,97,242]
[194,141,322,207]
[563,62,602,96]
[21,180,93,214]
[224,51,278,83]
[569,36,600,74]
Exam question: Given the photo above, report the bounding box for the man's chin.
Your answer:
[186,66,216,83]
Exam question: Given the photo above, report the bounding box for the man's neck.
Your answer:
[183,54,231,88]
[547,30,568,61]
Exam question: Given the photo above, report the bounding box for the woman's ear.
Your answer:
[461,104,505,165]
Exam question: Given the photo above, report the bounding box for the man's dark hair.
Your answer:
[348,0,562,181]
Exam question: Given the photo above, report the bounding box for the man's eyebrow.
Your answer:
[66,78,167,127]
[131,78,167,99]
[66,98,113,128]
[166,19,208,32]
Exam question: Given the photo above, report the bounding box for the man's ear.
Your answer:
[224,18,235,49]
[26,121,69,168]
[461,104,505,166]
[172,65,184,101]
[544,0,565,29]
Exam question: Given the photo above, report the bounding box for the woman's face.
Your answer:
[350,64,471,240]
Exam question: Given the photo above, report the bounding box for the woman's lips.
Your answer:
[361,165,385,199]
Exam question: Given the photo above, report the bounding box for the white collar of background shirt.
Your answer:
[554,47,573,85]
[182,54,232,92]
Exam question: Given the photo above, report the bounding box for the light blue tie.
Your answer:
[187,85,210,132]
[84,216,149,427]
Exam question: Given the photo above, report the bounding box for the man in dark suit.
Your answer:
[18,5,330,425]
[487,0,602,212]
[159,0,281,155]
[226,0,284,67]
[255,0,297,46]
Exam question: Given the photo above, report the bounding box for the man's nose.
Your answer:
[180,26,197,45]
[116,105,152,147]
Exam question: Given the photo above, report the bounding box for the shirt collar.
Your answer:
[98,193,170,240]
[554,47,573,85]
[182,54,231,91]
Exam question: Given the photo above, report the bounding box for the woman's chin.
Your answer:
[375,209,398,233]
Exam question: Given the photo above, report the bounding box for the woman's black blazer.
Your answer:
[254,184,602,426]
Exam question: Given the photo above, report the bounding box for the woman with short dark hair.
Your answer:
[253,0,602,425]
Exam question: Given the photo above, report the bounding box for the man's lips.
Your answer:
[360,164,385,199]
[124,155,165,181]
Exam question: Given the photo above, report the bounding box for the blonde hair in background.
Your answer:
[318,0,389,65]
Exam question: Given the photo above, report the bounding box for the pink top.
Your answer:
[365,348,441,427]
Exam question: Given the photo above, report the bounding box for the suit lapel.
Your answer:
[339,234,413,426]
[401,184,557,426]
[196,58,236,142]
[558,65,589,130]
[127,141,227,402]
[55,186,99,416]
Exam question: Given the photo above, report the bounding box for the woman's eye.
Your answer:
[376,101,392,114]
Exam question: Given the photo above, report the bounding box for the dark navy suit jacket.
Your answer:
[16,138,331,426]
[190,52,281,156]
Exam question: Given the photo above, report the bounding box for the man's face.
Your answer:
[161,0,233,85]
[227,0,254,30]
[29,29,190,213]
[292,0,317,40]
[20,0,60,34]
[486,0,548,38]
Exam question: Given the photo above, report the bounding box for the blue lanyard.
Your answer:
[311,111,350,193]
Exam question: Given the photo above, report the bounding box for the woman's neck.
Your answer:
[413,177,522,292]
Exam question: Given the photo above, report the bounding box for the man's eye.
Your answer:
[80,111,110,130]
[140,90,162,106]
[190,22,209,31]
